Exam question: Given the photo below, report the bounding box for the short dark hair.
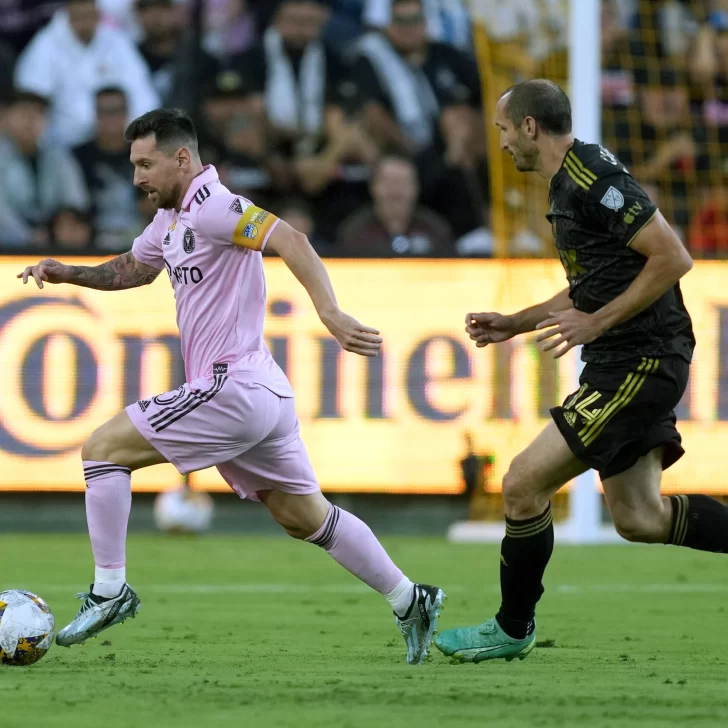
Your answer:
[11,89,49,109]
[124,108,198,154]
[372,154,418,180]
[500,79,572,136]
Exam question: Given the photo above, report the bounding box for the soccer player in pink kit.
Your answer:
[18,109,444,664]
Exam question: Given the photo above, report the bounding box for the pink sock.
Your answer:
[83,461,132,570]
[306,506,403,594]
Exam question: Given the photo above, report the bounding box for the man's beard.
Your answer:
[157,183,182,210]
[513,147,539,172]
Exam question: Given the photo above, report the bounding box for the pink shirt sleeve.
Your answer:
[131,217,165,270]
[197,194,280,252]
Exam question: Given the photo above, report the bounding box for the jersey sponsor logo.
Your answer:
[624,201,643,224]
[212,362,228,375]
[183,227,195,254]
[243,223,258,240]
[163,233,171,246]
[229,198,244,215]
[193,185,211,207]
[137,399,151,413]
[164,260,204,285]
[600,186,625,211]
[250,210,269,225]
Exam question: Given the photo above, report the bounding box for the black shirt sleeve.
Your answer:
[446,46,482,108]
[323,46,347,107]
[349,55,389,107]
[585,172,658,247]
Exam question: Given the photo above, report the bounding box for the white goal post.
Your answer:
[449,0,623,544]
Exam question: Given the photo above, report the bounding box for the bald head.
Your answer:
[500,79,572,136]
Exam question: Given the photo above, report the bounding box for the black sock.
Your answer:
[668,495,728,553]
[495,504,554,640]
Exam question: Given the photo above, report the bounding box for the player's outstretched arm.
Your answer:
[466,287,572,348]
[265,221,382,357]
[17,251,162,291]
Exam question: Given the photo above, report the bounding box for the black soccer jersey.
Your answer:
[547,139,695,364]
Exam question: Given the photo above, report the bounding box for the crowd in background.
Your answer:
[0,0,489,258]
[2,0,728,258]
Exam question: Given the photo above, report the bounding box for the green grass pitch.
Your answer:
[2,533,728,728]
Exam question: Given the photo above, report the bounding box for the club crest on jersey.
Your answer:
[243,223,258,239]
[183,227,195,253]
[600,186,624,211]
[229,198,244,215]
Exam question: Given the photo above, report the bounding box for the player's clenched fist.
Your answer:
[17,259,71,289]
[465,312,519,347]
[321,309,383,357]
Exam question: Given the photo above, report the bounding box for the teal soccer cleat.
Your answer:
[434,617,535,663]
[56,584,141,647]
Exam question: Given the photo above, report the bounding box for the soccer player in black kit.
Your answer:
[435,79,728,663]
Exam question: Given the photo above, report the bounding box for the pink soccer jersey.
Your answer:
[132,165,293,396]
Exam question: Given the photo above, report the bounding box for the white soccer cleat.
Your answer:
[394,583,446,665]
[55,584,141,647]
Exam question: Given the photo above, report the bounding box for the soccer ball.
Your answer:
[0,590,55,666]
[154,487,214,534]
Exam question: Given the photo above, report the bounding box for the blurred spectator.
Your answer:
[337,155,453,256]
[138,0,220,104]
[352,0,485,237]
[220,106,280,211]
[632,0,698,62]
[71,87,139,253]
[601,0,634,109]
[323,0,367,47]
[294,110,379,244]
[0,91,89,250]
[231,0,374,237]
[202,0,258,59]
[363,0,471,50]
[197,69,251,165]
[0,0,63,57]
[232,0,341,151]
[48,207,95,253]
[0,41,13,106]
[277,196,331,254]
[688,185,728,258]
[689,9,728,125]
[15,0,159,146]
[476,0,567,68]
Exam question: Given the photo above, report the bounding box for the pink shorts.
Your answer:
[126,374,320,501]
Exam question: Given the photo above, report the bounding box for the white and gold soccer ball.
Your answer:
[0,590,55,666]
[154,487,214,534]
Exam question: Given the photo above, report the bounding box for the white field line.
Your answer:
[21,583,728,596]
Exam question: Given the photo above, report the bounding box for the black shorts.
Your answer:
[550,355,689,480]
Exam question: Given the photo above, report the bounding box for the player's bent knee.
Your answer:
[502,459,542,520]
[261,491,330,540]
[613,515,662,544]
[81,427,114,463]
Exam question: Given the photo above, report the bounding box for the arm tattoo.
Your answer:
[67,251,161,291]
